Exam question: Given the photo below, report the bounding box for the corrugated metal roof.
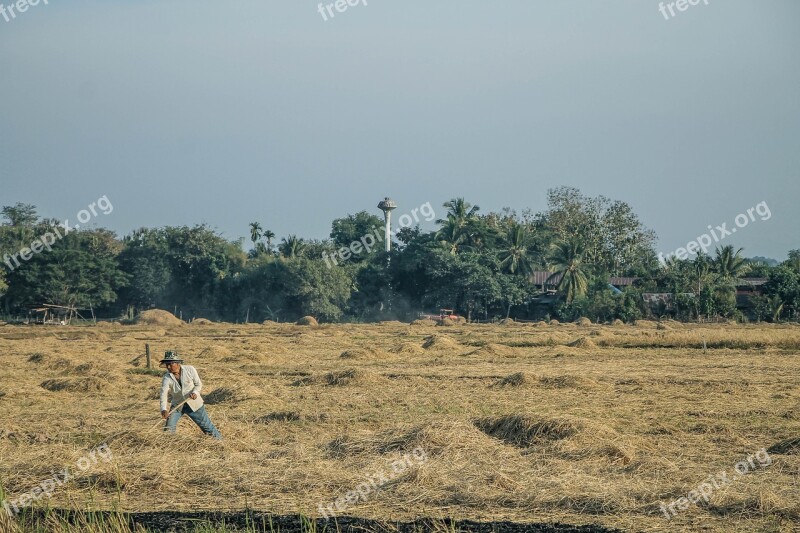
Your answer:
[530,271,562,285]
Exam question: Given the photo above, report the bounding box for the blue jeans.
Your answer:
[164,404,222,439]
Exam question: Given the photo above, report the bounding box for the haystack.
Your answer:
[378,321,405,327]
[204,385,262,404]
[41,377,106,393]
[475,415,581,446]
[470,343,515,357]
[767,437,800,455]
[198,345,234,358]
[549,319,560,325]
[475,414,636,464]
[328,420,503,458]
[135,309,183,327]
[437,318,455,326]
[422,335,460,350]
[191,318,214,325]
[568,337,597,349]
[255,411,303,423]
[612,319,625,326]
[499,318,515,325]
[340,347,389,360]
[537,374,603,389]
[292,369,386,387]
[411,319,437,327]
[28,353,74,371]
[261,320,280,326]
[390,342,425,355]
[296,316,319,326]
[576,317,592,326]
[494,372,602,390]
[494,372,538,387]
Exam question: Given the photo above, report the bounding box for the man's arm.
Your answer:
[159,374,171,412]
[189,366,202,396]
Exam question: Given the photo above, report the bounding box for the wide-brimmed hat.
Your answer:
[159,350,184,366]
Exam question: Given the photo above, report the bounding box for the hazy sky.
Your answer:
[1,1,798,259]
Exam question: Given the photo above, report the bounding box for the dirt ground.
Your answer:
[1,320,799,532]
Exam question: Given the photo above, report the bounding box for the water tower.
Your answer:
[377,197,397,252]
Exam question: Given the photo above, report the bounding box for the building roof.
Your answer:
[609,276,638,287]
[530,271,562,285]
[738,277,768,287]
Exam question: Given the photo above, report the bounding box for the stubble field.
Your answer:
[1,319,799,532]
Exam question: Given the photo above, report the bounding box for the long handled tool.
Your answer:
[148,398,189,432]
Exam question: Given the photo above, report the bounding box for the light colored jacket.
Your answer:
[160,365,203,412]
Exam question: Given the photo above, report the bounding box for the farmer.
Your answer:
[159,351,222,440]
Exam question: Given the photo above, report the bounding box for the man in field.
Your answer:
[159,351,222,440]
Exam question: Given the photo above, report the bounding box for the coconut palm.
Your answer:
[546,239,589,305]
[249,222,262,247]
[278,235,305,258]
[436,198,480,227]
[714,245,751,286]
[498,223,535,276]
[435,214,470,255]
[263,229,276,249]
[435,198,481,255]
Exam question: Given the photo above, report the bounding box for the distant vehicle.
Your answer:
[420,308,462,321]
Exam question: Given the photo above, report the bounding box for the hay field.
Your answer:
[1,320,799,532]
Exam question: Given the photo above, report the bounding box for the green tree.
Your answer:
[278,235,306,258]
[117,228,172,309]
[1,203,38,227]
[330,211,383,262]
[785,250,800,274]
[547,239,589,305]
[249,222,262,246]
[424,250,500,321]
[538,187,656,275]
[714,246,751,285]
[764,266,799,320]
[4,230,128,310]
[435,198,481,255]
[263,230,276,250]
[498,222,537,276]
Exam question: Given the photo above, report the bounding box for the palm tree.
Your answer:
[546,239,589,305]
[498,223,535,276]
[436,214,470,255]
[785,250,800,274]
[278,235,305,258]
[435,198,480,255]
[249,222,262,247]
[714,245,751,286]
[436,198,479,227]
[263,229,276,250]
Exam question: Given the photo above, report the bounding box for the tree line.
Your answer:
[1,187,798,323]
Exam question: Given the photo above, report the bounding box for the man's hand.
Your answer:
[161,410,168,419]
[189,393,197,400]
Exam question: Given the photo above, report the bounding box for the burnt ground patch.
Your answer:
[19,509,625,532]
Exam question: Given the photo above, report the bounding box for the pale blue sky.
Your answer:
[1,1,798,259]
